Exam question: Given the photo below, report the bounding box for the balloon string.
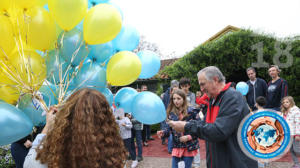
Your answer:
[60,44,91,103]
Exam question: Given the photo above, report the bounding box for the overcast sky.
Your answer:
[112,0,300,58]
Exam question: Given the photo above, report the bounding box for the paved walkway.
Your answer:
[127,135,299,168]
[126,157,294,168]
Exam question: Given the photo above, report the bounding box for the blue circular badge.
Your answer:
[237,109,292,162]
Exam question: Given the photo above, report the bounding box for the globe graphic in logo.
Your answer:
[238,110,292,162]
[254,124,278,147]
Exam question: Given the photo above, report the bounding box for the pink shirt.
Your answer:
[171,113,198,157]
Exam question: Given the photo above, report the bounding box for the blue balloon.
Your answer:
[137,50,161,79]
[0,101,33,146]
[131,91,166,125]
[114,87,138,113]
[18,84,57,126]
[45,50,75,85]
[18,94,46,126]
[73,63,107,89]
[112,25,140,51]
[88,42,115,64]
[58,28,89,66]
[236,82,249,96]
[39,84,58,106]
[100,88,113,106]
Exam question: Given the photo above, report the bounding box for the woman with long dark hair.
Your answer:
[157,89,199,168]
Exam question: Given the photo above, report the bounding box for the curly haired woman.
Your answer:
[24,88,127,168]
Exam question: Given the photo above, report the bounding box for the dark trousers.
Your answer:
[142,125,151,142]
[145,124,151,139]
[160,121,167,143]
[123,138,136,160]
[11,142,29,168]
[131,129,142,158]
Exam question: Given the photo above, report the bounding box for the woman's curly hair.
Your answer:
[36,88,127,168]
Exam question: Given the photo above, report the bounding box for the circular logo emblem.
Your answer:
[238,110,292,162]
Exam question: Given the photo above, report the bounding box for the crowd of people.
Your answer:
[8,65,300,168]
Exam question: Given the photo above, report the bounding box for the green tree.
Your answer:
[162,30,300,105]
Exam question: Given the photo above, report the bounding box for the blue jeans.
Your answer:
[123,138,136,160]
[131,129,143,158]
[11,142,29,168]
[168,134,173,153]
[172,156,194,168]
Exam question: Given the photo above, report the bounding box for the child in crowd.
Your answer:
[281,96,300,168]
[157,89,199,168]
[179,77,196,107]
[128,113,144,163]
[254,96,268,168]
[116,113,138,168]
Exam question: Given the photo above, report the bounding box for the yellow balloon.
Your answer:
[48,0,87,31]
[15,0,38,10]
[107,51,141,86]
[0,84,20,105]
[8,50,46,90]
[36,0,47,7]
[0,15,15,58]
[0,0,12,12]
[19,7,56,51]
[0,68,19,105]
[83,4,122,45]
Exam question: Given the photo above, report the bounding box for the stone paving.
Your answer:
[126,157,295,168]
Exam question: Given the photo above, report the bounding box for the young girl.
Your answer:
[157,89,199,168]
[281,96,300,168]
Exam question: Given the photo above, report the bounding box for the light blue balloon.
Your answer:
[39,84,58,106]
[0,101,33,146]
[131,91,166,125]
[88,42,115,64]
[18,84,57,126]
[114,87,138,113]
[236,81,249,96]
[58,28,89,66]
[112,25,140,51]
[18,95,46,127]
[100,88,113,106]
[45,50,74,85]
[73,63,107,89]
[137,50,161,79]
